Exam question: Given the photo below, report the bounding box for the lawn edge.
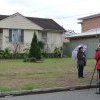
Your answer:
[0,85,96,98]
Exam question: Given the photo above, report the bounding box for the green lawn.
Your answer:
[0,58,97,92]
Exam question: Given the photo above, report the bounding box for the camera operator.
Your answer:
[95,44,100,93]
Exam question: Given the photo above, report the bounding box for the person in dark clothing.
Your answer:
[77,47,86,78]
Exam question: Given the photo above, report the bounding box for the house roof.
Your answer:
[78,13,100,20]
[65,28,100,38]
[27,17,66,31]
[0,13,66,32]
[0,15,8,20]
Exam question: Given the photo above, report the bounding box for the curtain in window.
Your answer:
[9,29,24,43]
[9,29,12,42]
[21,30,24,42]
[12,29,18,42]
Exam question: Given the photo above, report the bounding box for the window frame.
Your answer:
[9,29,24,43]
[41,31,47,44]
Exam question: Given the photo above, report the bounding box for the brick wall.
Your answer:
[81,16,100,32]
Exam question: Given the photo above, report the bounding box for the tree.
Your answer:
[28,32,41,60]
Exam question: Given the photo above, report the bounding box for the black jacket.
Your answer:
[77,51,86,66]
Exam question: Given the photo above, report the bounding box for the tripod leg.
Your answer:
[89,66,96,89]
[96,70,100,94]
[96,70,98,93]
[98,70,100,93]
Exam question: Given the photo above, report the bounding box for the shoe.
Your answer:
[78,76,84,78]
[96,92,100,94]
[82,76,85,78]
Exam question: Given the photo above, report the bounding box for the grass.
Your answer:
[0,58,97,92]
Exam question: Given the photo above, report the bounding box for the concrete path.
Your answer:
[0,89,100,100]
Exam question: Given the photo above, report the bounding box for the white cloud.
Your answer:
[0,0,100,32]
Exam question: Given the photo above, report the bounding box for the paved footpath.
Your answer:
[0,89,100,100]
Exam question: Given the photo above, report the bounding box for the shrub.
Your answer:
[38,41,45,51]
[2,48,11,59]
[12,53,24,59]
[0,50,3,59]
[28,32,42,61]
[42,47,63,58]
[23,48,29,58]
[54,47,61,58]
[23,57,36,62]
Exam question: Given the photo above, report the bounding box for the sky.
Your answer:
[0,0,100,33]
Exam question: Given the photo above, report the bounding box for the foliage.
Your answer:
[38,41,45,50]
[54,47,61,58]
[12,42,22,54]
[12,53,24,59]
[2,48,11,59]
[0,50,4,59]
[28,32,41,60]
[0,48,25,59]
[42,47,63,58]
[23,57,36,62]
[42,52,54,58]
[23,48,29,58]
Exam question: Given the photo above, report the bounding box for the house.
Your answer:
[65,13,100,58]
[78,13,100,32]
[0,12,66,53]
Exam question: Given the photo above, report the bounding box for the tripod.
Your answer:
[89,66,96,89]
[96,70,100,94]
[89,65,100,94]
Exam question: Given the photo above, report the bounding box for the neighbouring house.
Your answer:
[65,13,100,58]
[63,30,75,43]
[0,12,66,53]
[79,13,100,32]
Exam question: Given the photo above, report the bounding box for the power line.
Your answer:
[49,12,100,20]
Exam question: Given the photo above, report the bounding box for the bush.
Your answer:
[38,41,45,51]
[54,47,61,58]
[28,32,42,61]
[0,50,3,59]
[23,48,29,58]
[0,49,25,59]
[42,47,63,58]
[23,57,36,62]
[12,53,24,59]
[2,48,12,59]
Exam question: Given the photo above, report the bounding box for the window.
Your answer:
[42,31,47,44]
[9,29,24,43]
[0,28,3,33]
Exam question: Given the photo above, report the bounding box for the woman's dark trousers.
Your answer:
[78,65,84,78]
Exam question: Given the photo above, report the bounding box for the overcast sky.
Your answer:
[0,0,100,32]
